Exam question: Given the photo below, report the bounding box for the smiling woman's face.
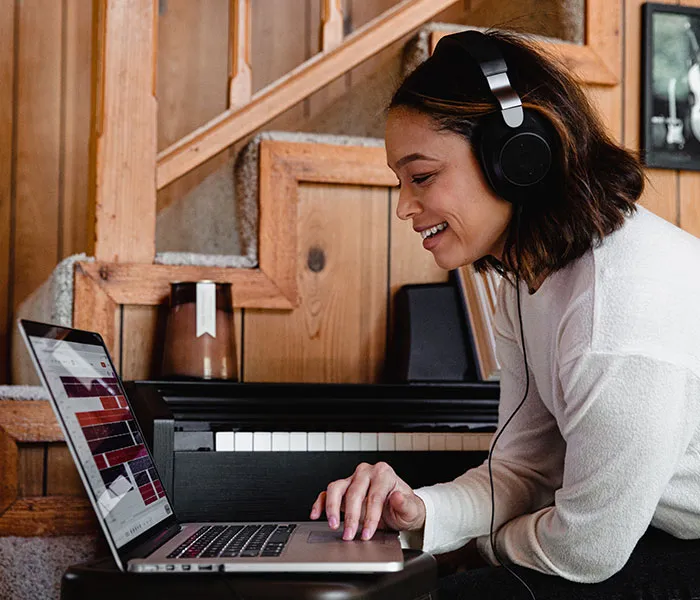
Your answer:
[385,106,513,271]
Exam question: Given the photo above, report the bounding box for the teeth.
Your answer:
[421,222,448,239]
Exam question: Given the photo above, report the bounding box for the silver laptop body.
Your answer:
[19,319,404,574]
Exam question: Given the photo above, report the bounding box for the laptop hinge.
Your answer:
[121,523,182,562]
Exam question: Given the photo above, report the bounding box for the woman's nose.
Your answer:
[395,189,421,221]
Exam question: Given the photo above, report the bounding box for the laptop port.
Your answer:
[198,565,214,571]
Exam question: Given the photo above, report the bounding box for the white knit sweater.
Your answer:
[409,206,700,583]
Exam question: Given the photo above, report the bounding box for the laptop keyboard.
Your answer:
[167,524,297,559]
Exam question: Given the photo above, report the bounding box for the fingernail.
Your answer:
[361,528,371,540]
[343,527,355,540]
[329,516,338,529]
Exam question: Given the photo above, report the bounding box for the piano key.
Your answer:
[235,431,253,451]
[326,432,343,451]
[445,433,463,451]
[216,432,234,451]
[378,433,395,451]
[308,432,325,451]
[429,433,446,451]
[360,432,378,451]
[289,432,307,451]
[210,431,495,452]
[412,433,430,451]
[478,433,493,451]
[253,432,272,451]
[343,432,361,451]
[272,432,290,451]
[462,433,488,451]
[395,433,412,451]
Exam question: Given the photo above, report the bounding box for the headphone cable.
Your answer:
[487,203,537,599]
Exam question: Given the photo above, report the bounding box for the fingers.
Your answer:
[341,465,372,540]
[310,462,415,542]
[324,478,352,531]
[360,463,399,540]
[309,491,326,521]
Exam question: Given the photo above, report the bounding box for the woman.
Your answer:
[309,29,700,598]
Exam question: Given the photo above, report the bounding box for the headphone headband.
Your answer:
[437,30,524,128]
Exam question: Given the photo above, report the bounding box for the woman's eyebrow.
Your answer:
[393,152,439,169]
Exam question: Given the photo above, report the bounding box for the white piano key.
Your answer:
[395,433,413,451]
[253,432,272,451]
[360,432,378,451]
[343,432,361,451]
[308,432,326,451]
[325,432,343,451]
[272,432,290,451]
[445,433,463,451]
[289,432,308,451]
[234,431,253,451]
[461,433,485,451]
[429,433,446,451]
[412,433,430,451]
[378,433,395,451]
[215,431,234,451]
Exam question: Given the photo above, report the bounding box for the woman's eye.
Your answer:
[411,174,433,185]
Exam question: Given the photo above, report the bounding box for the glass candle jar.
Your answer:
[161,281,238,380]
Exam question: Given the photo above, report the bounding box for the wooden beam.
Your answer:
[156,0,460,189]
[0,401,64,443]
[228,0,252,109]
[77,262,295,308]
[90,0,158,262]
[75,141,397,313]
[0,497,97,536]
[0,427,17,515]
[73,263,120,356]
[430,0,622,87]
[61,0,93,260]
[0,400,97,536]
[0,0,14,384]
[677,0,700,236]
[321,0,344,53]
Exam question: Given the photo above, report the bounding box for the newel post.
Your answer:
[89,0,158,263]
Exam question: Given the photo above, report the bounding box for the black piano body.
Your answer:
[125,380,500,523]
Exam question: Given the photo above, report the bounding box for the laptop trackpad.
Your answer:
[307,530,394,544]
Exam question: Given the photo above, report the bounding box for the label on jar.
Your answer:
[196,282,217,338]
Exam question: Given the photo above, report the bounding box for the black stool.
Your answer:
[61,549,438,600]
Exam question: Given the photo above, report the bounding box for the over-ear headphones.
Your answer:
[433,30,557,204]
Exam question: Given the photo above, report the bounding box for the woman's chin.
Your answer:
[431,250,484,271]
[431,254,462,271]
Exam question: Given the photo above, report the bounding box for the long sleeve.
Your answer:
[410,281,566,555]
[404,208,700,580]
[478,351,700,582]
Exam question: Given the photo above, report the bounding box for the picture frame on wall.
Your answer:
[641,2,700,171]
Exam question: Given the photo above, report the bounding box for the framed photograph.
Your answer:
[642,3,700,170]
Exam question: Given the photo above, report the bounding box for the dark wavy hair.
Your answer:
[390,29,645,287]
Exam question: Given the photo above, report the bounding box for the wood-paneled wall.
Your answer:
[2,0,700,385]
[0,0,469,384]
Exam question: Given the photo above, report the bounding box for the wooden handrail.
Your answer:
[156,0,460,189]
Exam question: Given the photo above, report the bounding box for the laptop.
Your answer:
[19,319,404,574]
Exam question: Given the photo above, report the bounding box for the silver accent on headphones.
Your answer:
[486,72,524,128]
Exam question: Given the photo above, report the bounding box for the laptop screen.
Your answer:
[22,322,174,549]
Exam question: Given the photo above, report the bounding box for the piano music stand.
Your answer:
[61,549,438,600]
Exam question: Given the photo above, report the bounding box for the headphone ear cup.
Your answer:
[476,110,555,204]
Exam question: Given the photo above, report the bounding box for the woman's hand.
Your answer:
[309,461,426,541]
